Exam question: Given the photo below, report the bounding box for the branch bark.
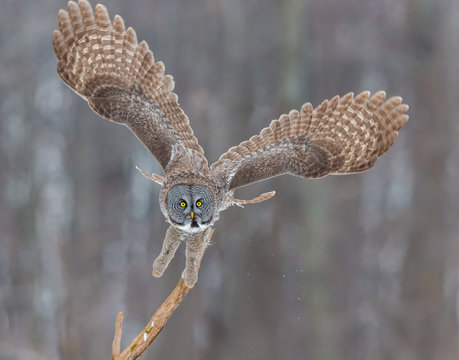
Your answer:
[112,228,214,360]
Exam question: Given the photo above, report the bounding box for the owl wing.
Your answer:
[211,91,408,191]
[52,1,207,173]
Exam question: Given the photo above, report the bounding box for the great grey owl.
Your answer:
[53,1,409,287]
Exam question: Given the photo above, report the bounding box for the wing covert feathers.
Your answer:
[53,0,207,171]
[211,91,408,190]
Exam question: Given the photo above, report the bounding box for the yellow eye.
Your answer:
[180,201,187,208]
[196,201,202,207]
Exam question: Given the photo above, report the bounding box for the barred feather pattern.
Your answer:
[52,1,410,288]
[211,91,409,190]
[52,0,208,173]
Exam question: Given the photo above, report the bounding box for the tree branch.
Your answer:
[112,229,214,360]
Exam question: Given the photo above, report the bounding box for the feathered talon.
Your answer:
[183,268,199,288]
[182,228,213,288]
[152,226,182,278]
[152,257,167,278]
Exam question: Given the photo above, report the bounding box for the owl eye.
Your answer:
[179,201,187,208]
[196,200,202,207]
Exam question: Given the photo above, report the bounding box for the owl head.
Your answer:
[159,172,222,233]
[165,184,214,233]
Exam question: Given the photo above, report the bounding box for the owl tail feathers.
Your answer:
[136,166,164,185]
[230,191,276,208]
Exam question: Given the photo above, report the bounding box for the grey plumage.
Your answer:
[53,0,409,287]
[166,184,214,231]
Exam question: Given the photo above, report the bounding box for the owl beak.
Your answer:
[190,211,194,220]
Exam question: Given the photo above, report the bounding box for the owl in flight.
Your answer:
[53,1,408,287]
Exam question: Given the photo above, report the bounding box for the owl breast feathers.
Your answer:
[53,0,409,287]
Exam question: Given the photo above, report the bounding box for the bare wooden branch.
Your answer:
[112,229,214,360]
[112,312,123,358]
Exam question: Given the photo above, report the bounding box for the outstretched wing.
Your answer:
[211,91,408,190]
[52,0,208,173]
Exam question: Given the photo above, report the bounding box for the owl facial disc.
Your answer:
[166,184,214,233]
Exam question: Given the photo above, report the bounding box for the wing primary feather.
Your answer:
[211,91,408,190]
[53,0,208,173]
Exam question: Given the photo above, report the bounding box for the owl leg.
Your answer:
[183,228,213,288]
[152,226,183,278]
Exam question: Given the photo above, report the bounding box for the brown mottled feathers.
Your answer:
[52,1,409,193]
[211,91,409,190]
[52,1,410,288]
[52,0,207,173]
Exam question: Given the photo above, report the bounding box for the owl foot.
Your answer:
[182,268,198,288]
[152,226,183,278]
[152,256,167,278]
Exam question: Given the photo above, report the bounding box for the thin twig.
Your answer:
[112,229,214,360]
[112,312,123,358]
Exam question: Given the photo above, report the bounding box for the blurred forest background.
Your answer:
[0,0,458,359]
